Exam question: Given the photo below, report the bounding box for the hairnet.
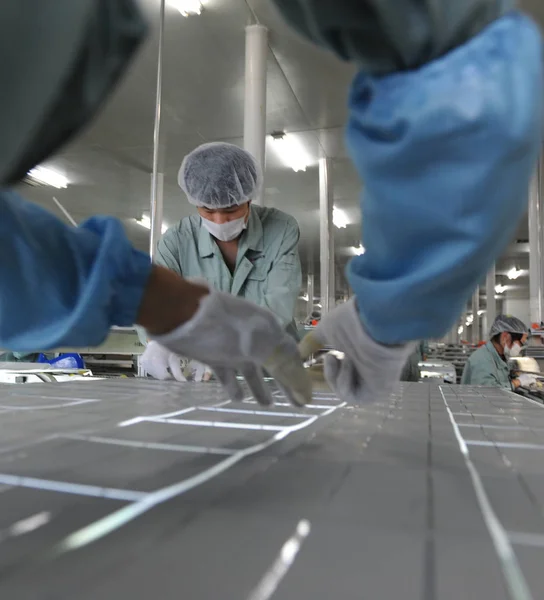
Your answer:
[178,142,262,208]
[489,315,528,338]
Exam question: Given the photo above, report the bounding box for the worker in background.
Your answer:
[0,0,311,408]
[141,143,302,382]
[400,341,429,382]
[461,315,534,389]
[276,1,543,404]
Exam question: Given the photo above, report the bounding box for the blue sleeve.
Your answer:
[0,189,152,351]
[345,13,543,344]
[263,218,302,328]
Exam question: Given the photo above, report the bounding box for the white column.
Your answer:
[244,24,268,206]
[149,0,165,259]
[472,288,480,344]
[529,158,544,325]
[486,264,496,338]
[319,158,334,315]
[306,273,315,319]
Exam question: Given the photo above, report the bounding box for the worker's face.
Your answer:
[197,202,251,225]
[501,332,526,356]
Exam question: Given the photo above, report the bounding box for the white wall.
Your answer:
[502,298,530,328]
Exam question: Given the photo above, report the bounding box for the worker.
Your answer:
[461,315,534,389]
[0,0,311,408]
[141,142,302,382]
[400,341,429,382]
[276,1,543,403]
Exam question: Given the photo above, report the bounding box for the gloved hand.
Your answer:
[150,288,311,407]
[517,373,538,389]
[190,361,213,382]
[140,341,187,382]
[299,299,415,404]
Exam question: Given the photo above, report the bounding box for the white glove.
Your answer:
[190,361,213,382]
[140,341,187,382]
[298,299,415,404]
[150,289,311,407]
[517,373,537,388]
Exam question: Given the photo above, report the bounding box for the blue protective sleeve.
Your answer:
[0,189,152,351]
[345,12,543,344]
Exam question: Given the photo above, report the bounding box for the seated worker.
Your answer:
[141,142,302,381]
[461,315,530,389]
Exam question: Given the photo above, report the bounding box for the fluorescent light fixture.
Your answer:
[352,244,366,256]
[169,0,203,16]
[333,207,348,229]
[136,215,168,234]
[495,284,508,294]
[27,166,68,189]
[507,267,523,280]
[271,133,311,172]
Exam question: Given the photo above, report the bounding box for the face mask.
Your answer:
[201,215,247,242]
[504,342,521,359]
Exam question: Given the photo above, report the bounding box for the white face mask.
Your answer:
[504,341,522,359]
[201,215,247,242]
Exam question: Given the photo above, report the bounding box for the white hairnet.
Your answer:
[489,314,528,338]
[178,142,262,208]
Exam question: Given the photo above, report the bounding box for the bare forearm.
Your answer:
[136,265,209,336]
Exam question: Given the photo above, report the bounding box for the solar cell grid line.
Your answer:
[57,433,236,456]
[144,417,294,432]
[0,473,146,502]
[439,386,534,600]
[197,406,309,419]
[52,399,346,554]
[0,399,100,411]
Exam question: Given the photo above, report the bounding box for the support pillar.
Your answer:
[319,157,335,315]
[472,288,480,344]
[149,0,165,259]
[244,24,268,206]
[485,264,496,338]
[307,273,315,319]
[529,157,544,326]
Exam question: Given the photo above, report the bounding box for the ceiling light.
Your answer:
[477,310,485,316]
[169,0,203,16]
[299,294,309,302]
[353,244,366,256]
[466,314,474,325]
[458,326,464,335]
[507,267,523,280]
[136,215,168,234]
[27,166,68,189]
[333,207,348,229]
[271,133,310,172]
[495,284,508,294]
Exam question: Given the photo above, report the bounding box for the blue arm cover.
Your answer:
[0,189,152,351]
[346,13,543,344]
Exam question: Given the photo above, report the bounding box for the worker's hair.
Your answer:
[491,331,524,345]
[491,333,502,345]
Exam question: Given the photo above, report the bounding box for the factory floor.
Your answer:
[0,379,543,599]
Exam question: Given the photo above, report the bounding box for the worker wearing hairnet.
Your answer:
[140,142,302,383]
[461,315,531,389]
[0,0,311,408]
[275,1,544,404]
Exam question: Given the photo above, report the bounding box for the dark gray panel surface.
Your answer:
[0,380,543,599]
